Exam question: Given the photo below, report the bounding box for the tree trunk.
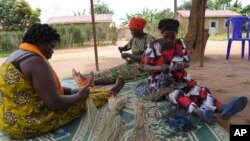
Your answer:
[183,0,208,62]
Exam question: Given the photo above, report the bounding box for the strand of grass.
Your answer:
[85,98,97,129]
[96,96,127,141]
[133,102,157,141]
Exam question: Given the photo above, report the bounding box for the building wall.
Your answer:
[205,17,228,35]
[177,14,229,36]
[117,27,131,41]
[118,16,230,40]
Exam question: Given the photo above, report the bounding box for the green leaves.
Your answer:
[93,1,113,14]
[119,8,173,38]
[0,0,41,31]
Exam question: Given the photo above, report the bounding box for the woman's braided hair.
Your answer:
[22,23,60,46]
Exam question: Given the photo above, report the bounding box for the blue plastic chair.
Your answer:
[226,16,250,60]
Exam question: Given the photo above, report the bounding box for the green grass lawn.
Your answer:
[209,32,247,41]
[209,33,227,41]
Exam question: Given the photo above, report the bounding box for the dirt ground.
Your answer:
[0,40,249,132]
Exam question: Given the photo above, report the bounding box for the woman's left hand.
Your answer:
[170,61,188,71]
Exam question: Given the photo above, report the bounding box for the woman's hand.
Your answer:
[121,53,131,59]
[170,61,189,71]
[118,46,124,53]
[161,64,170,73]
[78,86,90,99]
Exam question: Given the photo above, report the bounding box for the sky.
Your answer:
[26,0,249,26]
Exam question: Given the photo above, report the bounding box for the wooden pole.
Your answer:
[200,0,206,67]
[174,0,177,19]
[90,0,99,71]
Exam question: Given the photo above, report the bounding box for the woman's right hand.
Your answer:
[121,53,131,59]
[118,46,123,53]
[161,64,170,73]
[79,86,90,99]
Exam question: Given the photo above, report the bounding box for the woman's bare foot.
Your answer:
[72,69,93,87]
[110,76,125,95]
[86,71,94,87]
[72,69,82,85]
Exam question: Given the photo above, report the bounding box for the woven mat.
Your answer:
[0,78,229,141]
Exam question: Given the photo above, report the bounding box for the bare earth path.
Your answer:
[0,40,249,132]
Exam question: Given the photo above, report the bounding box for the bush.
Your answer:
[0,31,23,52]
[0,23,118,52]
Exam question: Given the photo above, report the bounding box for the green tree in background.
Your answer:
[73,10,86,16]
[29,8,41,25]
[213,0,232,9]
[228,0,242,13]
[178,0,192,10]
[178,0,249,16]
[241,5,250,16]
[0,0,16,30]
[73,0,113,15]
[94,0,113,14]
[0,0,40,31]
[232,0,242,7]
[120,8,173,37]
[178,0,232,10]
[227,0,250,16]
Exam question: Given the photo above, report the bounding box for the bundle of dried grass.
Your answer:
[133,102,156,141]
[96,96,127,141]
[85,98,97,129]
[144,86,175,101]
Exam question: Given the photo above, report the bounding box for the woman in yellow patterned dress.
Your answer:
[0,24,125,139]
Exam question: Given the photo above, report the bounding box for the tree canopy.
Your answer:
[178,0,250,17]
[0,0,41,31]
[93,0,113,14]
[120,8,173,37]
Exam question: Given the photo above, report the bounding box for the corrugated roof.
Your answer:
[46,14,113,25]
[177,10,241,18]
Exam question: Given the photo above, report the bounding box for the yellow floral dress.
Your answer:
[0,63,111,139]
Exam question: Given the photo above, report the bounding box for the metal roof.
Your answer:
[46,14,113,25]
[177,10,241,18]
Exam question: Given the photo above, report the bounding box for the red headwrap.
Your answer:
[129,17,147,30]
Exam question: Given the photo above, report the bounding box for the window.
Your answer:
[211,22,216,28]
[224,20,228,28]
[209,20,218,35]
